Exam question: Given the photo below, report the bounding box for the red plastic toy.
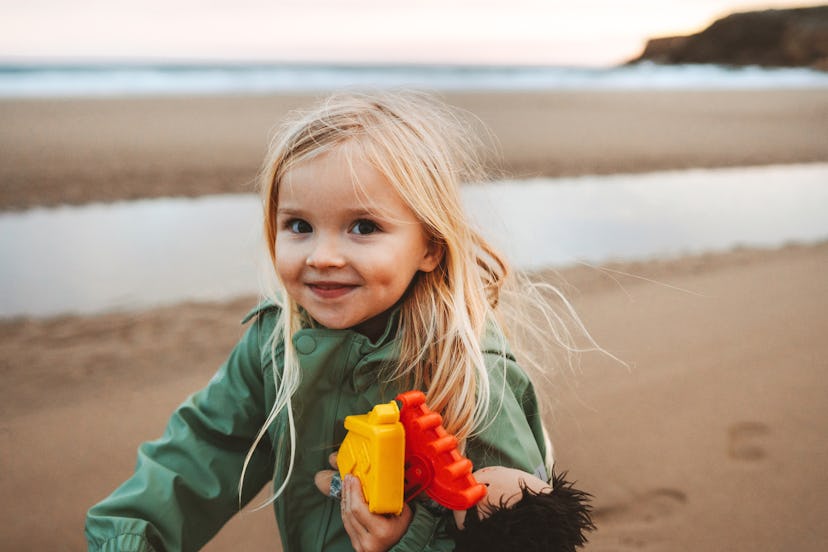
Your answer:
[396,390,488,510]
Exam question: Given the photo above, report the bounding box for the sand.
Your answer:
[2,89,828,210]
[1,89,827,551]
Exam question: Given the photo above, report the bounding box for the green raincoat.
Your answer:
[86,303,548,551]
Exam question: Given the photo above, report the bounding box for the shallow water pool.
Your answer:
[1,163,826,318]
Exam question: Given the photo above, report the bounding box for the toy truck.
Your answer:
[338,390,487,515]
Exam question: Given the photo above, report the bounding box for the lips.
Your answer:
[307,282,357,299]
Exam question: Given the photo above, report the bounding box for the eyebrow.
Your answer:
[276,206,387,219]
[275,207,306,217]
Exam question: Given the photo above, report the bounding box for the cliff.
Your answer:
[628,5,828,70]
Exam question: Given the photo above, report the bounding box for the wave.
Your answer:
[2,62,828,98]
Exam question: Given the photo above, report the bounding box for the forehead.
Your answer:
[281,144,373,191]
[277,145,418,220]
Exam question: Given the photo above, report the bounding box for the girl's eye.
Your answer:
[351,219,378,235]
[288,219,312,233]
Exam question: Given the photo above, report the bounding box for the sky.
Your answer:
[0,0,815,66]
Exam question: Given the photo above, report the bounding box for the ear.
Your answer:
[418,240,445,273]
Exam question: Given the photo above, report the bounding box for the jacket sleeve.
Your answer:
[389,350,548,552]
[466,350,548,478]
[85,316,276,552]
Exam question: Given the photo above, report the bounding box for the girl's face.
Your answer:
[275,144,442,339]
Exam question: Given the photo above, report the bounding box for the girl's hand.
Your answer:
[340,473,413,552]
[314,452,341,498]
[314,451,413,551]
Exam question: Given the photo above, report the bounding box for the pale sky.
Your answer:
[0,0,814,66]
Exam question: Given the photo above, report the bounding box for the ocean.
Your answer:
[2,62,828,97]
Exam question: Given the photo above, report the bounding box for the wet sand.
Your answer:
[1,89,827,550]
[2,89,827,210]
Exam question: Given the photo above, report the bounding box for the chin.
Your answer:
[311,314,357,330]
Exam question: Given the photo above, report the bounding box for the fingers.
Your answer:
[314,469,339,497]
[340,475,370,550]
[314,451,342,498]
[340,474,365,523]
[340,475,413,552]
[342,475,372,528]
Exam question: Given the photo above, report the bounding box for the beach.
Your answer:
[1,89,827,551]
[3,89,828,210]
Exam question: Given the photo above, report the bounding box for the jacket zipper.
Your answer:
[314,339,356,551]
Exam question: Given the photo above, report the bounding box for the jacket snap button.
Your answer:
[295,335,317,355]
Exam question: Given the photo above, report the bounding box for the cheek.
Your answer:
[381,247,427,280]
[273,260,290,285]
[374,264,418,293]
[273,240,303,282]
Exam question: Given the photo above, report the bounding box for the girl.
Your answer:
[86,91,592,551]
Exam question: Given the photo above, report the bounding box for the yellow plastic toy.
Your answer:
[337,400,406,515]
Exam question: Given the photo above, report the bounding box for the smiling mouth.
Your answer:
[307,283,357,299]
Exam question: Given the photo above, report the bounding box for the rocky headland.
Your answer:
[629,5,828,70]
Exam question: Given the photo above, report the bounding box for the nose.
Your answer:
[306,234,346,268]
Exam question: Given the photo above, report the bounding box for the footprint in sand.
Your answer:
[727,421,770,461]
[594,488,688,526]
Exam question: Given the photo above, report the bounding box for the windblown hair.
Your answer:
[451,470,596,552]
[242,90,605,503]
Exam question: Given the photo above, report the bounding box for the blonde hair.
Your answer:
[243,90,602,503]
